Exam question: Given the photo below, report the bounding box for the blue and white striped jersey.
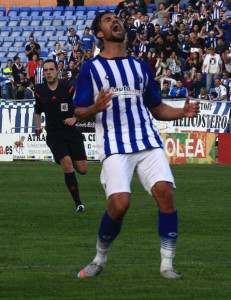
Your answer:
[73,56,163,161]
[34,66,44,84]
[211,1,223,20]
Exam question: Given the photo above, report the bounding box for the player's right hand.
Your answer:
[95,87,113,112]
[35,128,42,136]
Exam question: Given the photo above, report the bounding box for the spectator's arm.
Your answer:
[223,50,231,63]
[27,65,30,79]
[214,24,223,37]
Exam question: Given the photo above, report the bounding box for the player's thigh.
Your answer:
[46,134,69,164]
[68,131,87,163]
[100,154,136,199]
[136,148,175,196]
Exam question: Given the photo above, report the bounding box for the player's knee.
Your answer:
[152,181,175,213]
[75,163,87,175]
[60,157,74,173]
[109,201,130,220]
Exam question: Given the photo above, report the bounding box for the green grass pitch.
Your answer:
[0,162,230,299]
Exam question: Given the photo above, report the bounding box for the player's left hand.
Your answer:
[63,117,77,126]
[183,95,200,118]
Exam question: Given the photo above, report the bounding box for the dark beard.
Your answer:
[107,31,125,43]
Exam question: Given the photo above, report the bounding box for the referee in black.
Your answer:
[34,59,87,212]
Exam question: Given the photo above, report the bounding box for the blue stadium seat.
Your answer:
[0,27,11,37]
[77,15,87,20]
[64,16,76,26]
[40,48,49,57]
[87,6,98,12]
[37,36,48,47]
[86,10,96,17]
[8,16,20,27]
[41,16,54,26]
[43,26,56,37]
[19,7,31,17]
[76,6,87,12]
[31,7,42,17]
[53,6,64,16]
[8,46,19,58]
[14,36,26,47]
[19,16,32,26]
[56,25,67,35]
[58,36,68,44]
[87,15,95,20]
[76,19,85,26]
[0,36,3,46]
[7,7,20,17]
[41,7,53,17]
[0,48,7,58]
[109,5,117,11]
[52,16,65,26]
[22,26,34,37]
[11,26,23,37]
[46,36,58,48]
[0,16,9,27]
[64,6,75,17]
[226,10,231,17]
[0,7,6,17]
[147,4,156,12]
[31,16,42,27]
[75,10,85,17]
[77,29,84,38]
[98,5,108,12]
[85,20,93,27]
[2,37,14,47]
[33,26,45,37]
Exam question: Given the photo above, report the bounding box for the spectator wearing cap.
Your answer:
[169,80,188,98]
[203,47,223,92]
[174,13,184,31]
[80,27,95,57]
[203,25,223,48]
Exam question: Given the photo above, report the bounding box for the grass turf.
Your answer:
[0,162,230,299]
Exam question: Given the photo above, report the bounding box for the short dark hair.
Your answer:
[85,26,90,30]
[14,56,19,61]
[43,59,58,70]
[92,11,114,38]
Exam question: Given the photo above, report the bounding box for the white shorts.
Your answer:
[100,148,175,199]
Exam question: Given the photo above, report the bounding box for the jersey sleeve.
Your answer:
[143,63,162,108]
[35,90,44,114]
[73,62,94,107]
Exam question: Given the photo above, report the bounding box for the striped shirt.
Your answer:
[34,66,44,84]
[73,56,163,161]
[211,1,223,20]
[215,84,227,100]
[138,40,150,54]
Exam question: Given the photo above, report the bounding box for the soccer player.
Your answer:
[34,59,87,212]
[74,12,200,278]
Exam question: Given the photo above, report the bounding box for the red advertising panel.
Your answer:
[218,133,231,164]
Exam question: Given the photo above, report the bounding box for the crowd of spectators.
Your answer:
[0,0,231,101]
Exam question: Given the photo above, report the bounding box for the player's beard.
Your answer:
[107,31,125,43]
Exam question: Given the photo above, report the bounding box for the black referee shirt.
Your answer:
[35,81,76,131]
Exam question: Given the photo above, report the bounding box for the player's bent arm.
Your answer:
[74,87,112,122]
[34,113,42,136]
[149,97,200,121]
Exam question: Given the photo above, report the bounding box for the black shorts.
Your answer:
[46,128,86,164]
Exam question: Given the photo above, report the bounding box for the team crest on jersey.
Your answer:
[61,103,68,111]
[105,75,110,80]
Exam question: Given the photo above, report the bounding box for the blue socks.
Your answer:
[158,210,178,251]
